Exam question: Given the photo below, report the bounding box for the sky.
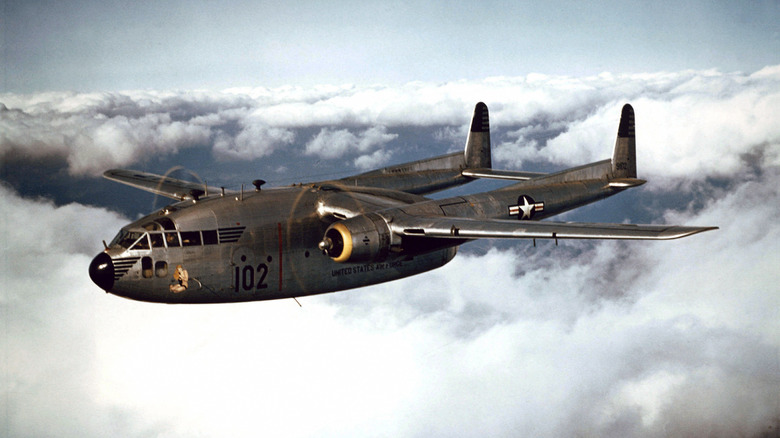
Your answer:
[3,0,779,92]
[2,1,780,437]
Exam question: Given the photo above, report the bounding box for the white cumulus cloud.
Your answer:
[3,67,780,181]
[305,125,397,167]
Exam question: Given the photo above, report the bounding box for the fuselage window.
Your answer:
[150,233,165,248]
[165,232,180,247]
[142,256,153,278]
[181,231,202,246]
[202,230,218,245]
[155,261,168,278]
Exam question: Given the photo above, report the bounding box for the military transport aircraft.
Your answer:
[89,103,716,303]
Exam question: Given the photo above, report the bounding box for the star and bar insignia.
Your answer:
[508,195,544,220]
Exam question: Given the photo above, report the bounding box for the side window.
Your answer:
[202,230,218,245]
[181,231,202,246]
[165,232,180,247]
[155,261,168,278]
[142,257,153,278]
[150,233,165,248]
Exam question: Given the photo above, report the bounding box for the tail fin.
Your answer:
[611,104,637,179]
[464,102,492,169]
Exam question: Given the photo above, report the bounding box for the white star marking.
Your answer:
[519,196,534,219]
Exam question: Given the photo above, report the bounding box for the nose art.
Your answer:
[89,252,115,292]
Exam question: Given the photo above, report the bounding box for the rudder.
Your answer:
[464,102,492,169]
[611,104,637,178]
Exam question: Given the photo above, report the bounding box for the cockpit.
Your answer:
[109,229,181,251]
[109,217,178,251]
[107,215,227,252]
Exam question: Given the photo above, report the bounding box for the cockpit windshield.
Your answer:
[110,230,147,249]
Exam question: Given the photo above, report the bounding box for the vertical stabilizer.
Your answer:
[611,104,637,178]
[464,102,492,169]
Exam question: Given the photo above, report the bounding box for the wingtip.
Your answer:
[662,225,719,239]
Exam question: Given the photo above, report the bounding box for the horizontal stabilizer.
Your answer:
[462,168,547,181]
[607,178,646,188]
[391,215,717,241]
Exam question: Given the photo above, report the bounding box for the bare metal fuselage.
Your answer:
[92,163,621,304]
[94,184,454,303]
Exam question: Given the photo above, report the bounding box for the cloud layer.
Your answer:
[3,67,779,183]
[2,166,777,437]
[2,68,779,437]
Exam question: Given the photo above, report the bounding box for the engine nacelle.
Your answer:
[319,213,394,263]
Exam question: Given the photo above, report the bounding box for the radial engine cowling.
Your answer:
[319,213,394,263]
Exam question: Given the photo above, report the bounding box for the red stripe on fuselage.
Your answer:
[277,222,283,291]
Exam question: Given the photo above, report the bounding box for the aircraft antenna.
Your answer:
[293,297,302,307]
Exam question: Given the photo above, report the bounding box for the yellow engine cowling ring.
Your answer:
[322,213,392,263]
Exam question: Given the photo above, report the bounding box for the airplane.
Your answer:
[89,103,717,304]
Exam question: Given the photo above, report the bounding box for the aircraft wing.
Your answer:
[103,169,213,201]
[390,214,717,240]
[330,102,551,194]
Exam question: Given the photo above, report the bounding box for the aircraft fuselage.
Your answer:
[90,185,460,303]
[90,164,622,303]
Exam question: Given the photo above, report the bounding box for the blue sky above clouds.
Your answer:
[1,1,779,437]
[3,0,779,92]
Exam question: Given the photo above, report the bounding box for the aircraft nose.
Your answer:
[89,252,115,292]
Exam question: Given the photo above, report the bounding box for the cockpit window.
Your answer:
[165,232,180,247]
[150,233,165,248]
[156,217,176,230]
[111,230,143,249]
[181,231,201,246]
[142,217,177,232]
[202,230,218,245]
[129,233,150,251]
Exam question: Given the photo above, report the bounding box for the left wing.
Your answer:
[330,102,550,194]
[104,169,214,201]
[390,214,717,240]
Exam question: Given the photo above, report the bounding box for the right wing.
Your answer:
[390,214,717,240]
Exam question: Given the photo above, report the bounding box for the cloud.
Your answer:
[494,68,780,190]
[0,185,139,436]
[3,67,778,179]
[212,119,295,161]
[353,148,393,170]
[305,125,397,168]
